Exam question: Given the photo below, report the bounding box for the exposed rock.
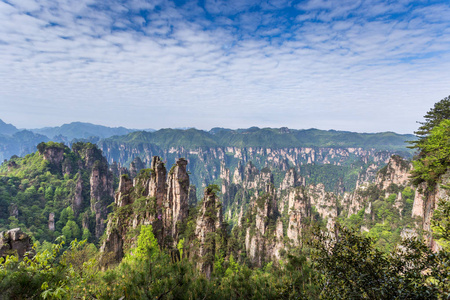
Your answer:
[109,161,129,178]
[90,162,114,239]
[286,187,311,246]
[8,203,18,218]
[72,174,83,214]
[308,184,338,230]
[412,183,426,218]
[194,187,224,279]
[0,228,33,259]
[376,155,411,190]
[41,146,65,166]
[233,161,244,185]
[166,158,190,238]
[48,213,55,231]
[115,174,134,207]
[101,156,191,261]
[149,156,167,208]
[129,157,145,178]
[279,168,299,191]
[415,171,450,251]
[243,187,282,266]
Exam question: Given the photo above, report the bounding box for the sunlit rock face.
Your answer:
[101,156,190,261]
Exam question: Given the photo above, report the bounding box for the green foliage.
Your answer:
[206,184,220,195]
[432,196,450,251]
[129,225,159,260]
[411,119,450,187]
[177,238,185,259]
[414,95,450,142]
[0,237,83,300]
[0,142,109,244]
[311,225,440,299]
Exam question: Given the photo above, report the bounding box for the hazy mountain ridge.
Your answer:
[30,121,146,140]
[100,128,415,194]
[107,127,416,151]
[0,119,19,136]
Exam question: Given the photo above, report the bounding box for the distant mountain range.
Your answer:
[0,119,19,136]
[104,127,416,150]
[29,122,156,140]
[0,118,416,162]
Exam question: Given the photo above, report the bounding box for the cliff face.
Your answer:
[166,158,190,238]
[101,156,190,261]
[376,155,411,190]
[72,143,115,239]
[337,155,450,251]
[194,187,224,279]
[37,143,115,240]
[220,154,450,265]
[98,141,401,196]
[342,155,413,217]
[90,164,114,238]
[411,171,450,251]
[222,160,342,266]
[0,228,33,259]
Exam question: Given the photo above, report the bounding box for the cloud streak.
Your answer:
[0,0,449,133]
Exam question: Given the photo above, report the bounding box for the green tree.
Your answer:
[62,219,80,241]
[311,224,438,299]
[414,95,450,139]
[411,119,450,186]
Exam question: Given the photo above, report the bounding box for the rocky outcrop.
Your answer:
[166,158,190,238]
[286,187,311,246]
[48,213,55,231]
[72,174,83,213]
[40,146,64,166]
[411,171,450,251]
[109,161,129,178]
[279,168,300,191]
[90,162,114,238]
[376,155,411,189]
[243,187,284,266]
[0,228,33,259]
[36,142,116,240]
[101,156,190,261]
[129,157,145,178]
[98,139,400,196]
[8,203,18,218]
[149,156,167,208]
[194,187,224,279]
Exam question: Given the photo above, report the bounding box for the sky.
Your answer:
[1,0,450,134]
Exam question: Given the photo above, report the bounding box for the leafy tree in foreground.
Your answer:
[415,95,450,139]
[410,119,450,187]
[311,224,439,299]
[410,95,450,160]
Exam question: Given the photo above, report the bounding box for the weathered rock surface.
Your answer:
[101,156,190,261]
[194,187,224,279]
[0,228,33,259]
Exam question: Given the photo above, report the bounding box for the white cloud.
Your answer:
[0,0,449,133]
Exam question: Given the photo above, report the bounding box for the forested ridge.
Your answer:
[0,96,449,299]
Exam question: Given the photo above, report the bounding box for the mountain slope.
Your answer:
[30,122,140,140]
[0,119,19,136]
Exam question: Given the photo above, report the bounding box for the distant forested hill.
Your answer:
[30,122,141,140]
[0,119,19,136]
[99,127,416,194]
[105,127,415,151]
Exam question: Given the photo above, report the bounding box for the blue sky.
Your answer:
[1,0,449,133]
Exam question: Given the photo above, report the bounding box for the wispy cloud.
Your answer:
[0,0,449,133]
